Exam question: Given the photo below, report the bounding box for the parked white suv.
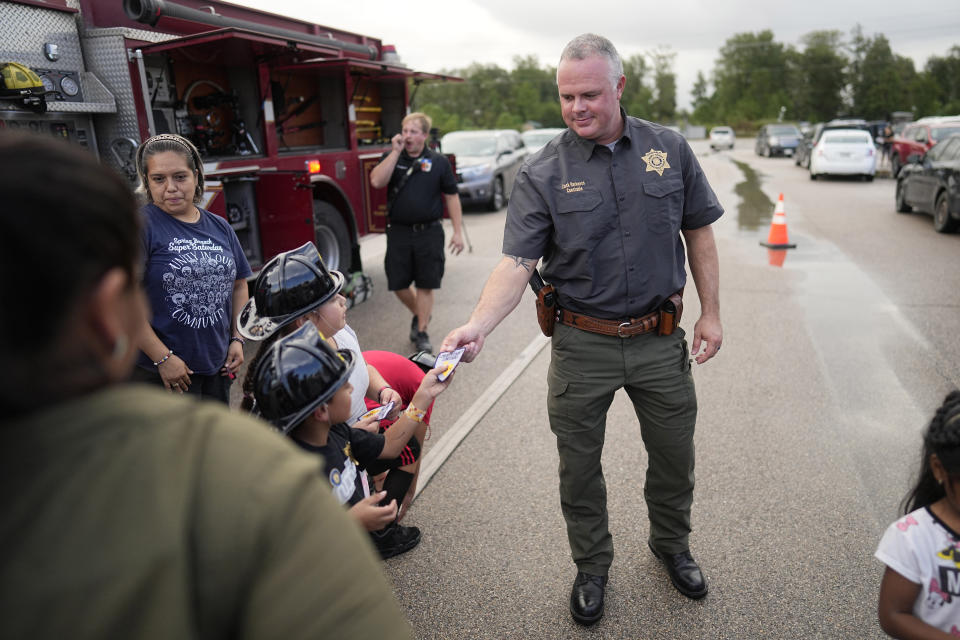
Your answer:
[709,126,736,150]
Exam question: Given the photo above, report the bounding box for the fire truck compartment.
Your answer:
[138,28,414,161]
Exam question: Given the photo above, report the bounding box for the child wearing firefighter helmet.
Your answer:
[252,321,452,559]
[239,241,435,521]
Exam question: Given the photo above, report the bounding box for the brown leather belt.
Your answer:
[558,307,659,338]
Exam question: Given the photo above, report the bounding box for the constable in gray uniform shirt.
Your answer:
[441,33,723,626]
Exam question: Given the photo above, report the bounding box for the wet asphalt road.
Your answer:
[239,138,960,638]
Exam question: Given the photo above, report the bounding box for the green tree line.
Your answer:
[412,26,959,134]
[694,27,960,127]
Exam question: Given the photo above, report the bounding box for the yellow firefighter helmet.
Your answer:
[0,62,48,113]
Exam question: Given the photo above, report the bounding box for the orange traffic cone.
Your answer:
[759,193,797,249]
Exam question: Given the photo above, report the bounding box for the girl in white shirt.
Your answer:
[876,391,960,638]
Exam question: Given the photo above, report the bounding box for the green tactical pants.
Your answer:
[547,322,698,577]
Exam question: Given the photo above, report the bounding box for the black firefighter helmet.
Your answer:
[238,242,344,341]
[253,322,356,433]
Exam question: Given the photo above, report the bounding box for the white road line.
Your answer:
[414,333,550,498]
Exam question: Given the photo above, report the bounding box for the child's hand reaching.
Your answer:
[349,492,397,531]
[352,414,380,434]
[410,365,454,411]
[379,388,403,420]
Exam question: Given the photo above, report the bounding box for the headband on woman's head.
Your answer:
[145,134,194,153]
[136,134,203,178]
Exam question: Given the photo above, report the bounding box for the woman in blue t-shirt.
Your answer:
[132,134,251,404]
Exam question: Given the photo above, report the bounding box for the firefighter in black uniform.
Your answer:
[370,112,464,353]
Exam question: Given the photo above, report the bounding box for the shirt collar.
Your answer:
[569,107,631,162]
[403,147,430,161]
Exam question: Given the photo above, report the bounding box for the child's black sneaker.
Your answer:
[371,523,421,559]
[414,331,432,354]
[409,315,419,342]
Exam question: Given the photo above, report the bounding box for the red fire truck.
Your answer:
[0,0,455,304]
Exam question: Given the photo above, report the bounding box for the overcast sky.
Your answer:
[234,0,959,111]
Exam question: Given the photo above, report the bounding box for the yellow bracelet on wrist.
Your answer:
[403,405,426,423]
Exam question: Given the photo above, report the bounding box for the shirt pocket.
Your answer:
[642,178,684,234]
[553,189,611,248]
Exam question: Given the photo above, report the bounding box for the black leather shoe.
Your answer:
[648,541,708,599]
[570,571,607,626]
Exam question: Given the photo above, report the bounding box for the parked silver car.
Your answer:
[442,129,528,210]
[521,127,565,153]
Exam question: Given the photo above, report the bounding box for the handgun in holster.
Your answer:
[657,291,684,336]
[528,270,557,337]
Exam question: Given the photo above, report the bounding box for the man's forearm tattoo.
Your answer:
[505,255,535,272]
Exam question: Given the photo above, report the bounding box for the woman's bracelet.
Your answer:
[378,386,393,403]
[403,404,427,424]
[230,336,245,346]
[153,350,173,367]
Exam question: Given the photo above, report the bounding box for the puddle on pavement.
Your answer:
[732,159,774,231]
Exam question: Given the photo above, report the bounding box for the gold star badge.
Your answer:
[641,149,670,176]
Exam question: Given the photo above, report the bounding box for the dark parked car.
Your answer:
[755,123,802,157]
[794,127,818,167]
[441,129,527,211]
[895,133,960,233]
[890,120,960,178]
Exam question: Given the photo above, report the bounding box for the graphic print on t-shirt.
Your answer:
[161,238,237,329]
[329,442,360,505]
[932,541,960,608]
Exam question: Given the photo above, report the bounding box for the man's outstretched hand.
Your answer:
[440,324,485,363]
